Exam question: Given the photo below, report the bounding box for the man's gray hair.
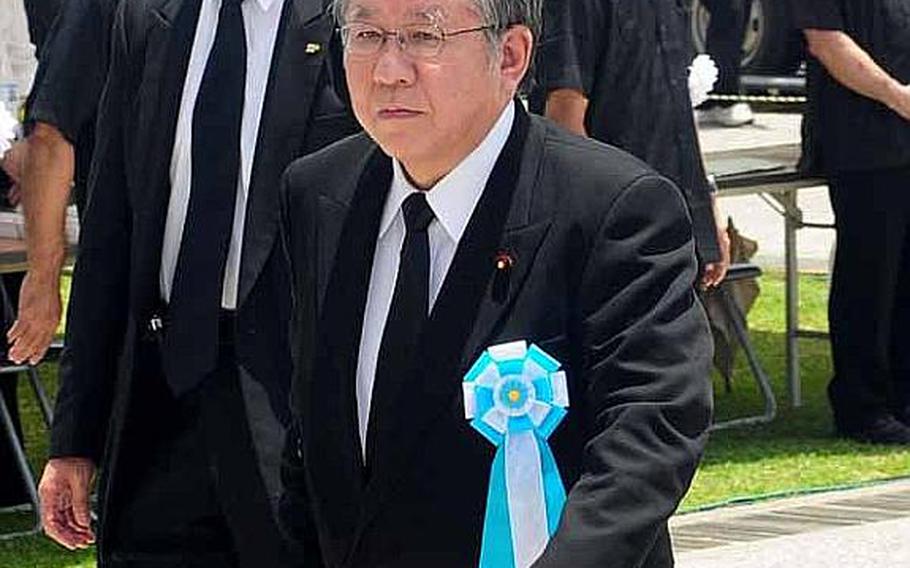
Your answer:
[333,0,542,42]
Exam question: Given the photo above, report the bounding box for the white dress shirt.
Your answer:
[355,102,516,452]
[160,0,284,309]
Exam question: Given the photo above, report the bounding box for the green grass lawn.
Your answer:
[1,271,908,566]
[683,273,910,510]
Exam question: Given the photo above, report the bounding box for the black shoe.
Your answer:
[836,415,910,445]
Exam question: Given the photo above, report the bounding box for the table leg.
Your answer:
[782,190,802,407]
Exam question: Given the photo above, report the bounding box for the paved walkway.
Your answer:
[697,113,835,272]
[672,479,910,567]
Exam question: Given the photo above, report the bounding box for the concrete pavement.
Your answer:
[672,479,910,567]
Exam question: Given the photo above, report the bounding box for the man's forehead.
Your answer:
[346,0,478,23]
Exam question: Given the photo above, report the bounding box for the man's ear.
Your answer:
[499,25,534,93]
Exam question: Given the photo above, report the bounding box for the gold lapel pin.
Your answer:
[494,250,514,272]
[305,43,322,54]
[492,250,514,304]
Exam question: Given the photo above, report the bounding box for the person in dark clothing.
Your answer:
[792,0,910,444]
[38,0,360,564]
[1,0,110,507]
[698,0,755,126]
[7,0,117,367]
[279,2,712,566]
[0,0,61,512]
[537,0,730,289]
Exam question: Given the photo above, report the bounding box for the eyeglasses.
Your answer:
[340,22,496,59]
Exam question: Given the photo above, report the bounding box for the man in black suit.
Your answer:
[36,0,358,565]
[279,0,713,566]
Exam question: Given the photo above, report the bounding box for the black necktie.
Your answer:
[367,192,435,463]
[162,0,247,396]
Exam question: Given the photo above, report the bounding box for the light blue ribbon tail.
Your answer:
[536,433,566,535]
[479,448,515,568]
[466,341,570,568]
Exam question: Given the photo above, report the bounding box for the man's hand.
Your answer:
[8,270,63,364]
[701,197,731,289]
[7,122,71,364]
[39,457,96,550]
[6,184,22,207]
[2,139,27,184]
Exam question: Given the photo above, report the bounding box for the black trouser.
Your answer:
[0,271,29,508]
[702,0,752,98]
[828,166,910,429]
[103,321,295,568]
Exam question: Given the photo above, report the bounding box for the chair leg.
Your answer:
[0,277,49,536]
[26,367,53,428]
[0,388,41,537]
[712,285,778,430]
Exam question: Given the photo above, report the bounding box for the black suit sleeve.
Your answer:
[687,154,721,266]
[535,175,713,568]
[277,169,325,568]
[50,0,133,462]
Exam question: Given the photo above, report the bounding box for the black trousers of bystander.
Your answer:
[827,166,910,432]
[702,0,752,97]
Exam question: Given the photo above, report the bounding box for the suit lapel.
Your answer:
[133,0,199,308]
[301,148,392,556]
[238,0,335,307]
[459,119,550,367]
[356,105,546,534]
[143,0,197,198]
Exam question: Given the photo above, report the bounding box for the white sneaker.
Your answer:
[697,103,755,127]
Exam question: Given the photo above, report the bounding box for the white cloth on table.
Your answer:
[0,0,36,98]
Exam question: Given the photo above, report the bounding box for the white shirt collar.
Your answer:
[245,0,278,14]
[381,102,516,242]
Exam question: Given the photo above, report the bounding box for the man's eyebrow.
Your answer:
[346,5,374,20]
[412,5,447,24]
[345,3,449,24]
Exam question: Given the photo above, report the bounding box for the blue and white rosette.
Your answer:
[463,340,569,568]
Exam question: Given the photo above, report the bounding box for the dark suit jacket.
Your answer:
[50,0,358,558]
[279,106,714,568]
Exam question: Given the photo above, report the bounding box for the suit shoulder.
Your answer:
[531,117,689,228]
[541,119,658,193]
[282,132,377,206]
